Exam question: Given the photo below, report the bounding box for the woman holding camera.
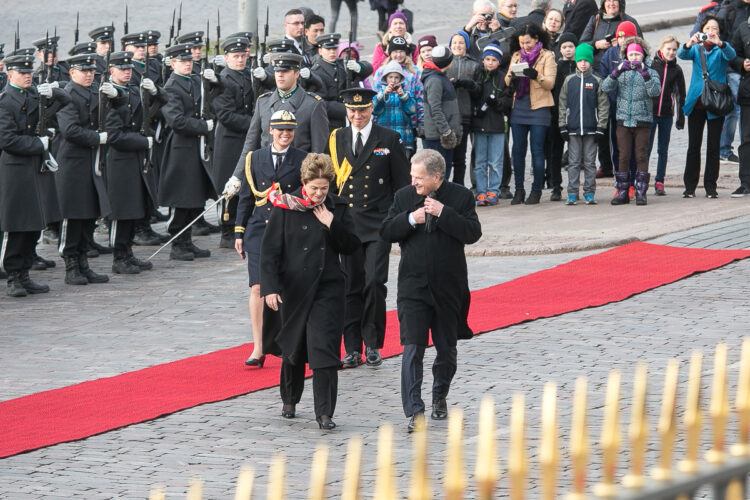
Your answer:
[678,15,735,198]
[580,0,642,72]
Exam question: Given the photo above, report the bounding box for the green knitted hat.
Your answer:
[575,43,594,64]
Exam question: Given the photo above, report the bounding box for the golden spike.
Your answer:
[149,486,166,500]
[187,477,203,500]
[706,342,729,465]
[234,466,254,500]
[593,370,621,498]
[540,382,559,500]
[308,445,329,500]
[508,393,527,500]
[341,437,362,500]
[623,363,648,490]
[726,478,745,500]
[267,455,285,500]
[408,414,432,500]
[566,377,589,500]
[476,397,499,500]
[731,338,750,457]
[652,359,679,482]
[374,424,397,500]
[445,409,466,500]
[678,351,703,475]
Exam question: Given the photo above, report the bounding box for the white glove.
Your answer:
[147,137,154,149]
[206,119,214,132]
[300,67,311,79]
[213,54,226,67]
[46,128,56,138]
[262,52,271,64]
[203,68,218,83]
[223,175,242,197]
[37,83,53,97]
[346,60,361,73]
[100,81,118,98]
[164,56,172,67]
[141,78,157,96]
[252,66,267,80]
[98,132,108,144]
[50,81,60,89]
[39,136,49,150]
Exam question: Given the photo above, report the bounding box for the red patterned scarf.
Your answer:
[267,187,324,211]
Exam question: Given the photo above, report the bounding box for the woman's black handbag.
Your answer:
[699,45,734,116]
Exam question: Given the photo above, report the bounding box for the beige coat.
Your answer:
[504,49,557,110]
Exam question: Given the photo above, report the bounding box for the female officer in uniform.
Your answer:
[260,153,361,430]
[234,110,306,367]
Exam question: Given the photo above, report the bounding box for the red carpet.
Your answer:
[1,242,749,458]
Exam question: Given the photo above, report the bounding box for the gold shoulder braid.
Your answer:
[328,128,352,195]
[245,152,281,206]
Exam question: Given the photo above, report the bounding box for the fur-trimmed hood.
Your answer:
[618,36,650,59]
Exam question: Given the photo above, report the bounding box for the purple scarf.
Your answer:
[516,42,543,99]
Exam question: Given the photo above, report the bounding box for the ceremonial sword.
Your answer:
[147,196,227,260]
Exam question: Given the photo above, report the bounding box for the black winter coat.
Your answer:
[211,67,255,194]
[650,52,686,118]
[469,67,513,133]
[105,84,167,220]
[731,21,750,106]
[56,81,111,220]
[0,85,69,232]
[563,0,599,39]
[260,192,361,368]
[159,72,217,208]
[380,181,482,346]
[580,1,642,71]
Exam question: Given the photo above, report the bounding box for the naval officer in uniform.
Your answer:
[328,88,410,368]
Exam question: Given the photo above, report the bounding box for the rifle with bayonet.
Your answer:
[200,20,215,162]
[38,31,57,173]
[167,9,175,48]
[215,9,221,56]
[176,2,182,38]
[124,5,129,35]
[14,21,19,51]
[95,49,111,177]
[74,12,79,44]
[345,16,353,88]
[163,9,176,84]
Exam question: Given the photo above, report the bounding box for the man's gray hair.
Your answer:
[473,0,495,14]
[412,149,446,178]
[531,0,551,11]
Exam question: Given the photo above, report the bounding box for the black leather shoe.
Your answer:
[498,186,513,199]
[19,271,50,294]
[79,254,109,284]
[63,256,89,285]
[281,404,296,418]
[133,228,164,246]
[127,250,153,271]
[342,351,363,368]
[316,415,336,430]
[525,190,542,205]
[170,244,194,261]
[365,347,383,366]
[90,240,112,255]
[431,398,448,420]
[244,355,266,367]
[112,257,141,274]
[510,189,526,205]
[32,253,56,270]
[187,242,211,258]
[407,412,424,433]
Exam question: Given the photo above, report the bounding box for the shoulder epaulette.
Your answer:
[307,92,323,100]
[700,2,718,13]
[258,91,272,98]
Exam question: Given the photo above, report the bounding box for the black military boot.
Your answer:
[169,242,195,261]
[186,239,211,258]
[78,253,109,283]
[192,217,211,236]
[219,225,234,249]
[126,247,153,271]
[32,251,56,270]
[112,249,141,274]
[6,272,27,297]
[19,270,50,294]
[89,240,113,255]
[133,224,165,246]
[63,256,89,285]
[202,216,220,234]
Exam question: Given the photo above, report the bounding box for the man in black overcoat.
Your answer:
[0,54,71,296]
[212,36,255,248]
[56,53,112,285]
[380,148,482,432]
[329,88,410,368]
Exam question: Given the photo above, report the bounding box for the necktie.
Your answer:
[355,131,363,157]
[272,152,285,169]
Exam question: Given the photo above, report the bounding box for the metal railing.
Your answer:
[147,340,750,499]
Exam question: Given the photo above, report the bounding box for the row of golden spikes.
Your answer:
[149,339,750,500]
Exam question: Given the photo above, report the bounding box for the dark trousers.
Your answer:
[598,115,616,173]
[452,128,470,185]
[738,105,750,188]
[502,138,512,188]
[279,360,338,418]
[169,207,202,243]
[343,238,390,352]
[110,219,137,251]
[615,126,650,173]
[648,115,674,183]
[399,299,458,417]
[684,107,723,194]
[422,139,455,180]
[58,219,95,257]
[545,118,564,189]
[1,231,40,273]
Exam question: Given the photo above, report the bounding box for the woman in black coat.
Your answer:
[260,153,361,430]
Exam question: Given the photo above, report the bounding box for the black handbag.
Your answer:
[698,45,734,116]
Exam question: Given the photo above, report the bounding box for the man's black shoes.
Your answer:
[407,412,425,433]
[431,398,448,420]
[365,347,382,366]
[341,351,363,368]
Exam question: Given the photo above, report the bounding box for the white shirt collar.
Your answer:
[271,145,290,154]
[351,120,373,151]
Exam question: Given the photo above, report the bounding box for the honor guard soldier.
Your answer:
[174,31,205,75]
[223,52,328,196]
[0,54,71,296]
[33,36,70,84]
[56,53,112,285]
[88,25,115,84]
[234,109,305,367]
[69,42,98,57]
[0,45,7,92]
[211,36,256,249]
[104,51,167,274]
[145,30,163,64]
[252,38,324,94]
[160,43,218,261]
[330,88,410,368]
[121,32,149,84]
[311,33,373,130]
